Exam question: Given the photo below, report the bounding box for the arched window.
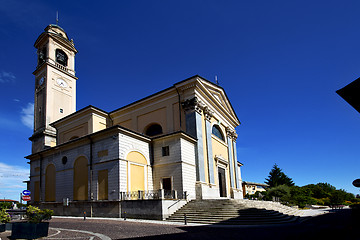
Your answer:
[73,156,88,201]
[45,164,56,202]
[69,136,79,141]
[212,125,224,141]
[55,49,68,66]
[145,124,163,136]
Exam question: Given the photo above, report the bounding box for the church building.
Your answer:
[26,24,243,219]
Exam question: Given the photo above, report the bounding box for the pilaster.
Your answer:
[204,107,215,184]
[226,127,238,189]
[181,97,206,182]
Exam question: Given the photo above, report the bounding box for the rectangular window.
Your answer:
[60,108,63,113]
[162,146,169,156]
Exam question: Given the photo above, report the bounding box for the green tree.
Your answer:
[265,185,291,202]
[265,164,294,187]
[329,190,345,206]
[290,186,316,208]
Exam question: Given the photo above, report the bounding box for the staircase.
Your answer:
[166,199,301,225]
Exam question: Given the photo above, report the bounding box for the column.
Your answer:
[233,139,239,189]
[182,97,206,182]
[204,107,215,184]
[226,127,235,188]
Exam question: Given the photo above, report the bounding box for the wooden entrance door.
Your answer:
[218,167,226,197]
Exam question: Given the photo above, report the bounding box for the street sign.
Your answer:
[353,179,360,188]
[22,190,31,196]
[22,195,31,201]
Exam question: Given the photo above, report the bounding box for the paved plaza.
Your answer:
[0,209,359,240]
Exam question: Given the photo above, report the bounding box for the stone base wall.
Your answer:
[37,201,121,218]
[196,182,220,199]
[35,199,187,220]
[121,199,187,220]
[231,188,243,199]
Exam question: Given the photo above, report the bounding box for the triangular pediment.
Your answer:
[197,77,240,126]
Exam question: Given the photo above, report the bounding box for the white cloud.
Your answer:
[0,70,16,83]
[0,162,29,200]
[21,103,34,129]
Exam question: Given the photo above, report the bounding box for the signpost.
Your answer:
[22,190,31,196]
[22,195,31,201]
[21,190,31,202]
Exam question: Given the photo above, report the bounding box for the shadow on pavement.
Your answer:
[113,209,360,240]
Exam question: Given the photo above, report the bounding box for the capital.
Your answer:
[203,106,214,121]
[226,127,238,141]
[181,97,204,114]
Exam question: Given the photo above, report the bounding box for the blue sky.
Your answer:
[1,0,360,201]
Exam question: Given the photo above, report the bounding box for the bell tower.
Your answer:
[30,24,78,153]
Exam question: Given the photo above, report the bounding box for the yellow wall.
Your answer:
[92,115,107,132]
[138,108,166,134]
[211,125,231,196]
[62,124,88,143]
[212,137,228,160]
[119,119,132,129]
[55,108,109,145]
[45,164,56,202]
[98,169,108,200]
[73,156,88,200]
[172,103,181,131]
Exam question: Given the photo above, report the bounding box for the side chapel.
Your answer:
[26,24,243,217]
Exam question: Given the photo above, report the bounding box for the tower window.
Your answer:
[162,146,169,156]
[60,108,63,113]
[38,47,47,66]
[55,49,68,66]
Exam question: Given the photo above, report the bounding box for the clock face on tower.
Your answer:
[56,78,68,88]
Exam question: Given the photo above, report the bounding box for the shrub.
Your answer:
[26,206,53,223]
[0,209,10,223]
[0,202,12,210]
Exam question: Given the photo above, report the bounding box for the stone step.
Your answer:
[169,213,292,219]
[171,219,299,225]
[166,199,301,225]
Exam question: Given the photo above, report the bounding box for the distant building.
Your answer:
[0,199,18,203]
[242,181,268,197]
[25,24,244,218]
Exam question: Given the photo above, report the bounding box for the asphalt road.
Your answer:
[1,209,359,240]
